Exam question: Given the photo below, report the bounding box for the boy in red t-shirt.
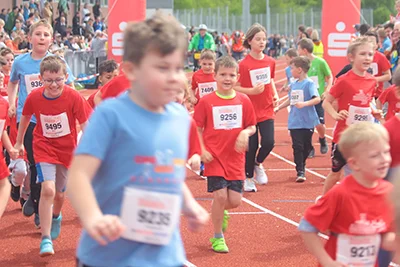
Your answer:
[364,32,392,99]
[299,122,395,267]
[14,56,91,256]
[322,37,382,194]
[92,72,130,106]
[377,84,400,122]
[0,97,18,218]
[86,59,119,108]
[194,56,256,253]
[190,50,217,105]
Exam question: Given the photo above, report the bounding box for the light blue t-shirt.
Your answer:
[75,93,190,267]
[288,78,320,130]
[285,66,296,86]
[379,37,392,53]
[10,52,75,123]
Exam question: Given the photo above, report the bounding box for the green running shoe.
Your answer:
[210,237,229,253]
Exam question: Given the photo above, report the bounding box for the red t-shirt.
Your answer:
[188,117,201,158]
[371,51,391,98]
[1,74,10,96]
[330,70,376,143]
[238,54,276,122]
[191,69,216,102]
[100,74,130,100]
[193,92,256,180]
[22,86,91,167]
[0,97,10,179]
[378,85,400,121]
[304,175,393,267]
[384,116,400,168]
[87,89,99,109]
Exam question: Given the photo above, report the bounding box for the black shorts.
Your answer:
[207,176,243,193]
[331,143,346,172]
[314,101,325,124]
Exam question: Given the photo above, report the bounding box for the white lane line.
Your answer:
[229,211,268,215]
[268,168,330,172]
[185,260,197,267]
[270,152,327,180]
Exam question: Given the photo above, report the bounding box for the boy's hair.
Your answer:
[347,37,372,55]
[338,122,389,160]
[360,24,371,36]
[29,19,53,37]
[297,38,314,53]
[98,59,118,75]
[200,49,216,61]
[243,23,267,49]
[214,56,238,74]
[298,25,306,33]
[384,23,394,30]
[364,31,379,44]
[377,28,387,38]
[0,47,14,57]
[290,56,311,73]
[285,48,298,58]
[123,12,186,65]
[40,55,67,76]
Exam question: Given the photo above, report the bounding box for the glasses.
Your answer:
[43,77,64,85]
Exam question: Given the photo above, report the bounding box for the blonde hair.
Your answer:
[123,12,186,64]
[214,55,238,74]
[40,55,67,76]
[338,122,389,160]
[347,37,372,55]
[200,49,216,61]
[243,23,267,49]
[0,19,4,27]
[310,30,319,41]
[29,19,53,36]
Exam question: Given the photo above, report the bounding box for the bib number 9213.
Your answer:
[351,245,376,258]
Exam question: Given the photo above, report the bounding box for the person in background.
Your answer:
[311,30,324,58]
[0,9,6,22]
[378,28,392,55]
[57,0,69,23]
[42,2,52,25]
[93,16,104,32]
[92,0,101,19]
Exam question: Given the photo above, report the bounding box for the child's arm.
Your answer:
[295,96,321,109]
[0,178,10,218]
[67,154,125,245]
[323,75,333,99]
[181,182,209,232]
[274,98,290,113]
[197,127,213,163]
[271,79,280,107]
[80,122,88,132]
[235,125,256,153]
[381,232,396,251]
[376,98,383,110]
[93,90,102,106]
[234,82,265,95]
[322,93,348,121]
[2,131,18,160]
[281,80,289,92]
[14,115,32,156]
[7,81,18,118]
[375,70,391,83]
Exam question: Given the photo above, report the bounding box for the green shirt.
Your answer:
[307,57,331,95]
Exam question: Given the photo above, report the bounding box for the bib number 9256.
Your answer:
[220,113,237,121]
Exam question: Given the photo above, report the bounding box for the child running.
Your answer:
[275,56,321,182]
[14,56,90,256]
[0,47,14,97]
[322,37,379,195]
[235,23,279,192]
[191,49,217,104]
[7,19,75,227]
[299,122,395,267]
[194,55,256,253]
[297,38,332,157]
[282,48,298,92]
[66,13,209,267]
[92,72,130,106]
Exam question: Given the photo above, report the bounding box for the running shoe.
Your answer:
[308,147,315,159]
[254,165,268,185]
[22,194,35,217]
[10,184,20,202]
[244,178,257,192]
[210,237,229,253]
[39,238,54,257]
[51,213,62,240]
[319,137,328,154]
[296,172,306,183]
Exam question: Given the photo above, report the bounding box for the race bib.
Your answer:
[336,234,381,267]
[120,187,180,245]
[198,82,217,98]
[290,90,304,106]
[40,112,71,138]
[212,105,243,130]
[310,76,319,89]
[250,67,271,87]
[24,74,43,95]
[370,63,378,76]
[346,105,374,126]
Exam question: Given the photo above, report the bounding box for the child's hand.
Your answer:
[251,83,264,95]
[14,142,24,157]
[295,102,306,109]
[274,106,280,113]
[235,130,250,153]
[84,214,126,246]
[188,154,201,172]
[201,150,213,163]
[273,94,280,107]
[182,201,209,232]
[8,148,19,160]
[8,104,16,118]
[334,110,348,121]
[371,109,383,120]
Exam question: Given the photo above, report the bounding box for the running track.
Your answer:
[1,58,339,267]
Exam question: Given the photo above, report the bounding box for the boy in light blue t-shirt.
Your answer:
[282,48,298,92]
[66,14,209,267]
[275,56,321,183]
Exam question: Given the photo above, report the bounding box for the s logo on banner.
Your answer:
[111,22,128,57]
[328,22,352,57]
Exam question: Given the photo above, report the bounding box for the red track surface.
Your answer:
[0,58,336,267]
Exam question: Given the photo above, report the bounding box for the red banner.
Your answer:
[322,0,361,76]
[107,0,146,62]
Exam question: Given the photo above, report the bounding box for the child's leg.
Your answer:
[211,187,228,235]
[39,180,55,238]
[245,126,259,179]
[225,189,242,210]
[302,129,314,170]
[0,177,10,218]
[322,143,346,194]
[290,129,306,176]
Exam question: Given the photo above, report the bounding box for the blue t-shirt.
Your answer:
[285,66,296,85]
[10,52,75,123]
[288,78,320,130]
[198,36,205,51]
[379,37,392,53]
[75,93,189,267]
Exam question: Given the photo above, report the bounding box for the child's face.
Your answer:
[348,138,391,182]
[349,43,374,73]
[248,31,267,53]
[297,46,307,56]
[2,53,14,71]
[285,55,292,66]
[99,69,118,86]
[290,64,302,79]
[200,59,215,74]
[124,49,184,109]
[214,66,238,92]
[366,36,378,51]
[41,70,67,98]
[29,25,53,54]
